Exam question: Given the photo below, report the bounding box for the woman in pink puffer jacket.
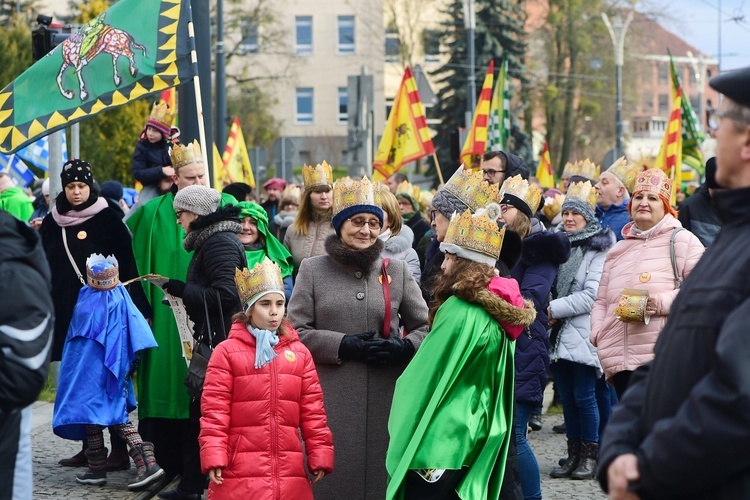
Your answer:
[590,169,704,399]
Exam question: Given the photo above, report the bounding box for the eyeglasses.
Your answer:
[175,210,184,219]
[482,168,506,177]
[430,209,438,221]
[347,217,382,230]
[708,109,750,130]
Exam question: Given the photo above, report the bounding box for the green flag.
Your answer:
[0,0,195,153]
[668,51,705,176]
[487,55,510,152]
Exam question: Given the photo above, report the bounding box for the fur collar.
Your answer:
[471,290,537,328]
[184,206,242,252]
[520,230,571,267]
[589,227,616,252]
[324,234,385,277]
[385,225,414,254]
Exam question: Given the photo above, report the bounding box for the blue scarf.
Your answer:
[247,324,279,369]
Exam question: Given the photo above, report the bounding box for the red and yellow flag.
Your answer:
[221,117,256,189]
[460,60,494,168]
[212,142,226,189]
[536,141,555,189]
[373,66,434,182]
[160,88,177,127]
[653,83,683,205]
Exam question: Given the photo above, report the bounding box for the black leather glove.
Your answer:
[339,331,377,362]
[162,279,186,298]
[366,337,415,365]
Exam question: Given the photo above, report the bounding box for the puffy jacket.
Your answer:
[381,225,421,282]
[590,214,704,380]
[200,322,334,499]
[131,138,171,186]
[596,200,631,241]
[510,223,571,406]
[549,228,616,375]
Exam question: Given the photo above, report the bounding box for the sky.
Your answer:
[659,0,750,70]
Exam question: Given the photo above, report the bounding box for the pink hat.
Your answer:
[263,178,287,191]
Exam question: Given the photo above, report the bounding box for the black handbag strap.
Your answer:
[201,289,224,348]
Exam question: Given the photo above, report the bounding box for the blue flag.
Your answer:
[16,133,68,171]
[0,153,35,187]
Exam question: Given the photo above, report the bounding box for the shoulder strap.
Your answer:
[61,227,85,285]
[381,258,391,339]
[670,228,685,289]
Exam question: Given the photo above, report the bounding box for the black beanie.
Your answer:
[60,159,94,188]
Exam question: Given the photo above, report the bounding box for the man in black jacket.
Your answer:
[677,156,722,246]
[599,66,750,499]
[0,210,53,498]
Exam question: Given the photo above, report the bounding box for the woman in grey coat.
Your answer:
[288,176,429,500]
[547,182,615,481]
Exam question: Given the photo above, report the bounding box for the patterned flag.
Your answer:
[0,153,35,187]
[653,75,683,206]
[535,141,555,189]
[668,53,705,176]
[0,0,196,153]
[221,117,255,189]
[373,66,434,182]
[460,61,494,168]
[487,56,510,152]
[15,133,69,171]
[212,142,226,189]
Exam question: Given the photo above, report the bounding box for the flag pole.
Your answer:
[432,152,445,186]
[187,19,211,187]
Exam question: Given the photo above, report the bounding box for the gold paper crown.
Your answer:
[633,168,672,201]
[562,159,600,181]
[302,161,333,189]
[444,209,506,260]
[443,164,501,212]
[564,181,598,210]
[280,185,301,204]
[373,182,389,206]
[148,101,174,128]
[170,140,204,170]
[332,176,377,216]
[395,180,421,204]
[86,254,119,291]
[235,259,285,308]
[499,175,543,215]
[606,156,640,193]
[541,192,566,221]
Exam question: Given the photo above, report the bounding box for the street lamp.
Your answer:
[686,50,707,129]
[462,0,476,131]
[602,10,633,157]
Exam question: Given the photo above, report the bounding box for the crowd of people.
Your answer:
[3,66,750,500]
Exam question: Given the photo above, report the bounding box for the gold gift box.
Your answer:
[614,288,650,324]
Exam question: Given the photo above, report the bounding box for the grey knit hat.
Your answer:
[561,197,596,224]
[173,185,221,216]
[431,189,469,219]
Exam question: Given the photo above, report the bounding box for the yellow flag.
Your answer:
[535,141,555,189]
[212,142,226,189]
[222,117,256,189]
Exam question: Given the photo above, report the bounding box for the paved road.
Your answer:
[31,399,607,499]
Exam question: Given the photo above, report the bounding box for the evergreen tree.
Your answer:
[430,0,530,182]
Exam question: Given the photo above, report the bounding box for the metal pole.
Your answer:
[215,0,226,150]
[602,11,633,157]
[71,123,79,159]
[718,0,722,72]
[615,63,622,156]
[48,130,63,208]
[463,0,476,129]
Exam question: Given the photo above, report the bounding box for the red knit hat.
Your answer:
[146,101,173,138]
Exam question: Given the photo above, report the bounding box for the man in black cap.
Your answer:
[677,157,723,246]
[599,67,750,499]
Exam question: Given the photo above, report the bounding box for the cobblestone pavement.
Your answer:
[32,401,606,499]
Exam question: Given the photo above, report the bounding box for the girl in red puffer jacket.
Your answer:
[199,259,334,499]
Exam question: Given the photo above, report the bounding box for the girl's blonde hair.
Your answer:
[506,211,532,239]
[291,185,332,236]
[377,190,403,236]
[428,257,495,325]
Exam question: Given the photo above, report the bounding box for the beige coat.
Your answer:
[287,238,429,500]
[283,217,335,270]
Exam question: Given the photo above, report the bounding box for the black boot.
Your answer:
[128,442,165,491]
[571,440,598,480]
[528,413,543,431]
[157,488,201,500]
[549,438,581,478]
[75,447,108,486]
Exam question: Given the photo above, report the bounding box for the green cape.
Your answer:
[386,296,515,500]
[0,186,34,221]
[236,201,294,277]
[126,191,235,419]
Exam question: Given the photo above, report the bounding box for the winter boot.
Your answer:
[549,438,581,478]
[528,413,543,431]
[75,447,108,486]
[571,440,598,480]
[106,432,130,471]
[128,442,165,491]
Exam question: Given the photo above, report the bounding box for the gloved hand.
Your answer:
[339,331,377,362]
[366,337,415,365]
[162,279,186,298]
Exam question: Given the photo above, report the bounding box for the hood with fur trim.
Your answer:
[588,227,616,253]
[520,230,571,267]
[471,288,536,341]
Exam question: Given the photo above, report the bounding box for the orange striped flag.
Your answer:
[373,66,434,181]
[536,141,555,189]
[222,117,256,188]
[460,60,494,168]
[653,84,682,205]
[160,88,177,126]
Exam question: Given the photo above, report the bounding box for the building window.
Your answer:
[642,94,652,113]
[385,28,400,63]
[239,19,258,55]
[295,16,312,55]
[658,93,669,114]
[658,63,668,84]
[296,87,313,124]
[422,29,441,63]
[690,94,701,112]
[338,87,348,124]
[337,16,355,54]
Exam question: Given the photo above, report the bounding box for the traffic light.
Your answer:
[31,15,73,62]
